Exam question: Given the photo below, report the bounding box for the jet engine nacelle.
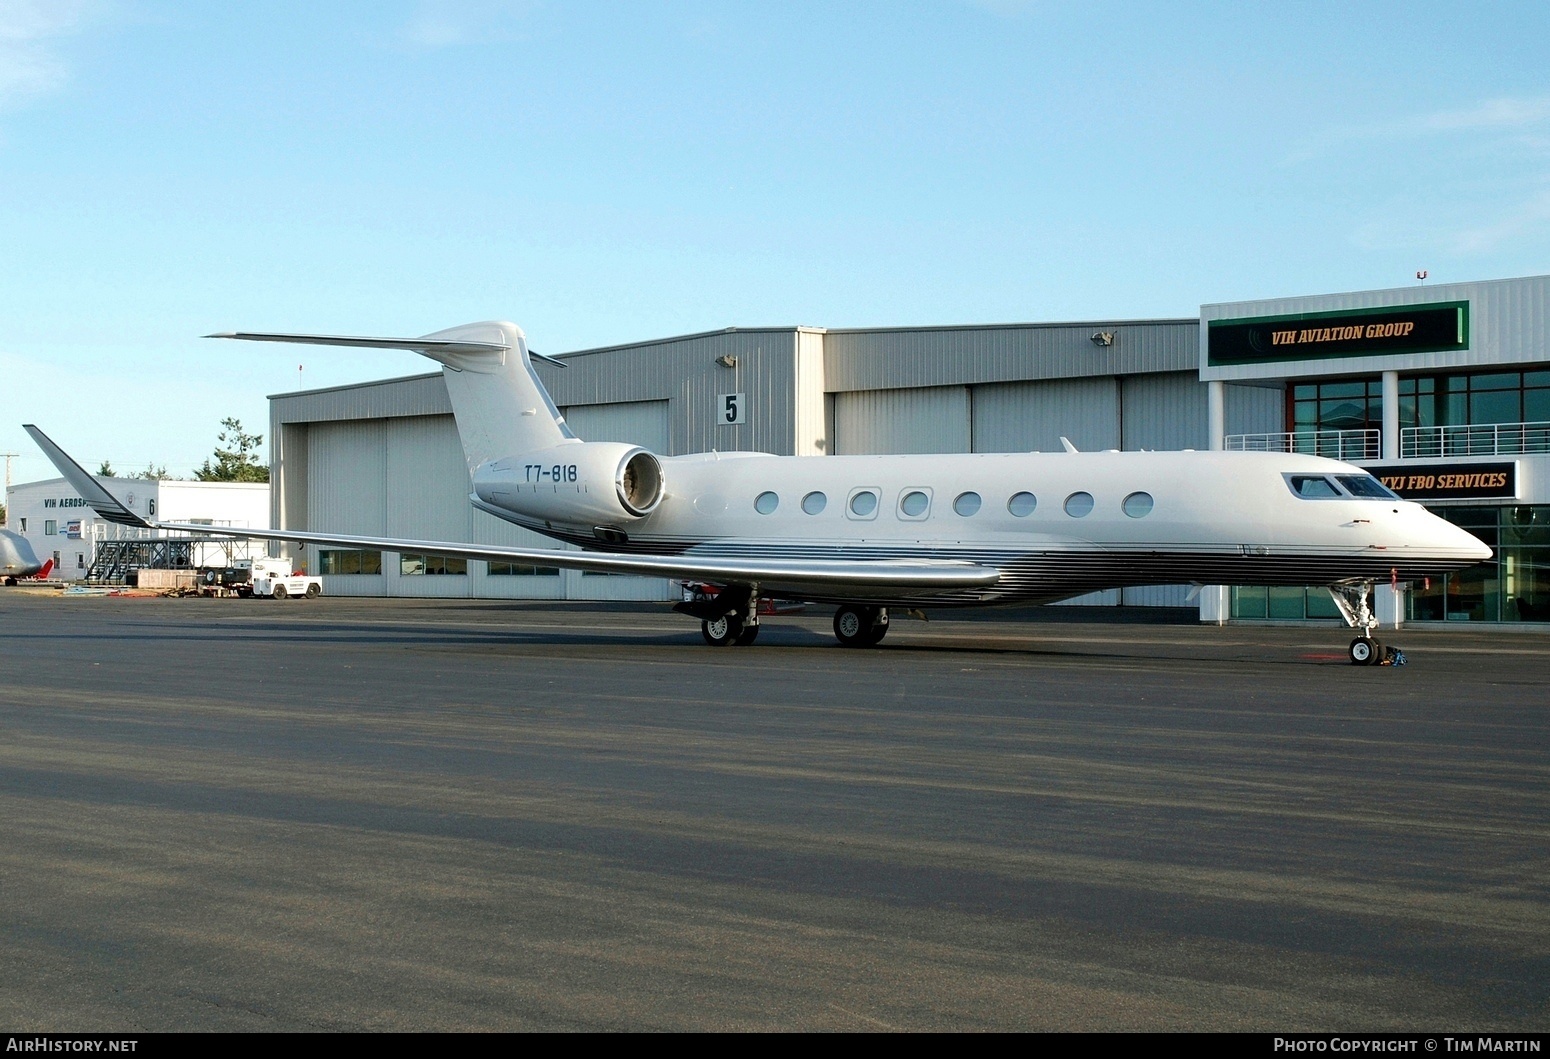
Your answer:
[472,442,665,526]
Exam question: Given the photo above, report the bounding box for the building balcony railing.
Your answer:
[1224,429,1379,460]
[1402,422,1550,458]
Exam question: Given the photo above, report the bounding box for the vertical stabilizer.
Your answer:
[414,321,576,471]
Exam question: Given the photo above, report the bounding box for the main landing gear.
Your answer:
[676,583,762,647]
[834,605,889,647]
[1328,581,1402,667]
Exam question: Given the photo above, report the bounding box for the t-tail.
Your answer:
[209,322,666,531]
[207,321,576,474]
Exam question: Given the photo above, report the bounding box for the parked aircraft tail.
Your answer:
[207,321,576,473]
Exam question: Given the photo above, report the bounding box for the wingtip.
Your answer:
[203,332,236,339]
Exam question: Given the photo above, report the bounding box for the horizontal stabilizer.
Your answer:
[154,522,1002,597]
[207,330,567,367]
[23,425,152,529]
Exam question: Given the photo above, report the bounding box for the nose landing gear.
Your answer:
[1329,581,1402,666]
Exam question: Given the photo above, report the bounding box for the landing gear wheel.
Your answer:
[735,624,760,646]
[272,584,288,599]
[835,605,887,647]
[1349,637,1379,666]
[702,614,744,646]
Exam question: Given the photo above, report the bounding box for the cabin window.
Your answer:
[1287,475,1341,499]
[1122,492,1154,518]
[1336,475,1399,500]
[1007,492,1037,517]
[899,490,930,518]
[754,491,779,514]
[801,491,827,515]
[1064,492,1094,518]
[953,492,981,517]
[848,489,879,518]
[44,520,57,535]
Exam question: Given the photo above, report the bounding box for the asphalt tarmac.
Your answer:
[0,591,1545,1031]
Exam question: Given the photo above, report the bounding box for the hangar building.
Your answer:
[268,273,1550,626]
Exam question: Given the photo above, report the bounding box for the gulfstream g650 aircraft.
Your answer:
[25,320,1490,661]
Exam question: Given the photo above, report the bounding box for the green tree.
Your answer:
[97,460,115,477]
[194,418,269,483]
[132,463,175,480]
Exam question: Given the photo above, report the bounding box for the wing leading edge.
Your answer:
[154,521,1000,596]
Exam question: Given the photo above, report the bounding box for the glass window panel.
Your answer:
[1524,388,1550,423]
[1470,372,1521,391]
[1523,370,1550,388]
[1305,589,1341,619]
[953,492,982,517]
[849,490,878,517]
[1232,586,1267,619]
[1007,491,1036,517]
[900,490,930,517]
[1470,389,1520,425]
[754,491,779,515]
[1293,384,1318,401]
[1267,586,1305,619]
[1121,492,1154,518]
[801,491,826,515]
[1319,380,1368,400]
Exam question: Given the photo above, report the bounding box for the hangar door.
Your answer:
[558,400,673,601]
[832,387,970,455]
[971,379,1120,453]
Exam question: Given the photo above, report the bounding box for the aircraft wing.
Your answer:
[154,521,1000,595]
[22,424,998,595]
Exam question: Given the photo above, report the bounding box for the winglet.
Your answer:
[1060,436,1079,454]
[22,425,153,529]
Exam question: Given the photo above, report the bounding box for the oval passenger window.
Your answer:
[850,491,878,517]
[1007,492,1037,517]
[1122,491,1153,518]
[801,491,827,515]
[953,492,981,516]
[754,491,779,514]
[1064,491,1094,517]
[900,490,929,517]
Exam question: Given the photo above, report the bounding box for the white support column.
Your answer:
[1198,585,1228,625]
[1208,380,1225,451]
[1381,370,1400,460]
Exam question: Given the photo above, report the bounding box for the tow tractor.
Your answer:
[199,558,322,599]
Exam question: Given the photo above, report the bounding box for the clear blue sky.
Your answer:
[3,0,1548,479]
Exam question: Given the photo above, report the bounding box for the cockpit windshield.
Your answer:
[1287,475,1341,499]
[1336,474,1400,500]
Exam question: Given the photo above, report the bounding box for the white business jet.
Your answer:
[24,320,1490,662]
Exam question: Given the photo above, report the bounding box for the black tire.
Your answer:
[834,605,876,647]
[866,620,889,645]
[734,624,761,646]
[272,584,288,600]
[1349,637,1374,665]
[304,583,321,598]
[702,615,743,646]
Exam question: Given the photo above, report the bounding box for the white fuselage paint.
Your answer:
[473,446,1491,606]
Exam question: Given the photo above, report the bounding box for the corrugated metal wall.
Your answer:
[824,320,1197,392]
[542,329,801,457]
[561,401,670,452]
[1120,373,1209,451]
[972,378,1120,453]
[833,387,970,454]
